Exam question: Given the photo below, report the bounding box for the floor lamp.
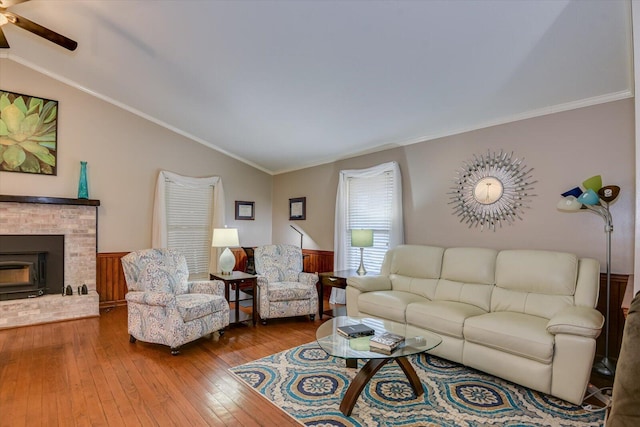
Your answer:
[557,175,620,377]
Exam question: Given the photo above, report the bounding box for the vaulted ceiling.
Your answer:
[0,0,633,174]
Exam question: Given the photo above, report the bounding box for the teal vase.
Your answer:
[78,161,89,199]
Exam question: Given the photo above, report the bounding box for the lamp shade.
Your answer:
[561,187,583,198]
[212,228,239,248]
[598,185,620,203]
[351,229,374,248]
[557,196,582,211]
[577,188,600,206]
[582,175,603,192]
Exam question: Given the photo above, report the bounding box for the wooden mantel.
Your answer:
[0,195,100,207]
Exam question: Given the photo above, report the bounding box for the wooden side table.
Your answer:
[211,271,257,326]
[318,269,372,319]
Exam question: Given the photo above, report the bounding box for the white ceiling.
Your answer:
[0,0,633,174]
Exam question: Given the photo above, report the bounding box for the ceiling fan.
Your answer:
[0,0,77,51]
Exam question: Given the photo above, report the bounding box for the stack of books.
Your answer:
[369,332,405,354]
[336,323,375,338]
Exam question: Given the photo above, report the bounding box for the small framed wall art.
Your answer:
[289,197,306,220]
[235,201,255,220]
[0,89,58,175]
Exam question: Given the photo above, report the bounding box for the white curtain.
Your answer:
[332,161,404,303]
[151,170,226,274]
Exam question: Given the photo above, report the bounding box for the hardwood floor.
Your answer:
[0,306,322,427]
[0,303,614,426]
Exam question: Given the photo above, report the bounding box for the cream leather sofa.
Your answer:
[346,245,604,405]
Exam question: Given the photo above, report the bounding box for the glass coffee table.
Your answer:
[316,316,442,416]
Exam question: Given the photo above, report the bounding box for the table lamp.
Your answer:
[212,228,239,275]
[351,229,374,275]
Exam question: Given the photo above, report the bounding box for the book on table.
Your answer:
[369,332,405,354]
[336,323,375,338]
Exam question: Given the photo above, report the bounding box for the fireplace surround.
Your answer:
[0,195,100,328]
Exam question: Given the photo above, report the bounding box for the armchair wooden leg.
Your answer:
[129,335,136,343]
[310,314,316,321]
[261,319,267,325]
[219,330,225,336]
[171,346,181,356]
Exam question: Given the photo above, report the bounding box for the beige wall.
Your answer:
[0,59,273,251]
[2,58,635,276]
[274,99,636,274]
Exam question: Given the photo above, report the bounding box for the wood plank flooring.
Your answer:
[0,306,322,427]
[0,304,614,426]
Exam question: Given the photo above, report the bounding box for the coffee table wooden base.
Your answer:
[339,356,423,416]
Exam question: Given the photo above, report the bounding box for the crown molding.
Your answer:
[1,53,273,175]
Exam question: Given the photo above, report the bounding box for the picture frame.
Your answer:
[289,197,306,220]
[0,89,58,175]
[235,201,255,220]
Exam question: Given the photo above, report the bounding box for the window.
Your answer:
[345,171,394,271]
[332,161,403,303]
[152,171,226,279]
[165,181,214,278]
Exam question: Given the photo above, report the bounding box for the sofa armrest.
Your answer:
[188,280,225,296]
[346,275,392,293]
[298,272,319,286]
[125,291,176,307]
[546,306,604,338]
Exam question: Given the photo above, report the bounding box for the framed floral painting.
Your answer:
[0,89,58,175]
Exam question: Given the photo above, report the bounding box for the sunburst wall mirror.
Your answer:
[449,150,536,231]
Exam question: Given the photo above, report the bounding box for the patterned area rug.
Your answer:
[229,342,605,427]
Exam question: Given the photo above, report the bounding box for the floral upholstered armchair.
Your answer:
[121,248,230,355]
[254,244,319,325]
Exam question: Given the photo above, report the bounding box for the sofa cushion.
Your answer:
[176,293,228,322]
[464,311,554,364]
[491,287,574,320]
[139,262,173,293]
[434,279,494,312]
[492,250,579,318]
[139,262,189,294]
[266,281,315,302]
[406,300,487,339]
[388,245,444,283]
[441,247,498,285]
[495,250,578,295]
[357,290,426,323]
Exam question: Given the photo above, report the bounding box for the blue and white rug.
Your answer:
[229,342,605,426]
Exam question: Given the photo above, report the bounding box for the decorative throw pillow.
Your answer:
[139,262,174,293]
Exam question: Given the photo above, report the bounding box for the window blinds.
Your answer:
[346,171,393,272]
[165,180,214,278]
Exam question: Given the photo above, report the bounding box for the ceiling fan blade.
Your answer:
[6,11,76,51]
[0,26,9,48]
[0,0,29,8]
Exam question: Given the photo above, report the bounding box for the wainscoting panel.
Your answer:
[96,252,129,308]
[302,249,334,274]
[596,273,628,360]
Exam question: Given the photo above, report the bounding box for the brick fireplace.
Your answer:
[0,195,100,328]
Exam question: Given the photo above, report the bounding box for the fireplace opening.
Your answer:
[0,235,64,301]
[0,252,46,299]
